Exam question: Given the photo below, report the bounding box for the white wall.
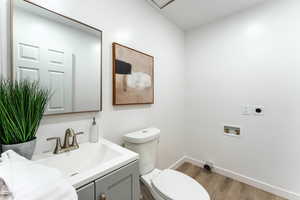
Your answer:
[185,0,300,199]
[0,0,186,168]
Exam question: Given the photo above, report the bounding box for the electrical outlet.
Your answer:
[241,105,252,115]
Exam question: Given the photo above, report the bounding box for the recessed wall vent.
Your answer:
[150,0,175,9]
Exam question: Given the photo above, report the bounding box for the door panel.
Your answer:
[48,71,64,111]
[16,67,39,82]
[13,38,73,114]
[106,175,133,200]
[15,42,41,82]
[95,161,140,200]
[43,46,73,114]
[48,49,64,65]
[18,43,40,62]
[77,182,95,200]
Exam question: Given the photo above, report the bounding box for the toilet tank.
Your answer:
[123,128,160,175]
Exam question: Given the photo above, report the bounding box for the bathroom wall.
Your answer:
[185,0,300,199]
[0,0,186,168]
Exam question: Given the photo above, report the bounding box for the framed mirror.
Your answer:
[11,0,102,115]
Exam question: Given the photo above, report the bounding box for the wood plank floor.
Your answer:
[141,162,286,200]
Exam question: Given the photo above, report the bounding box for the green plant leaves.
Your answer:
[0,80,50,145]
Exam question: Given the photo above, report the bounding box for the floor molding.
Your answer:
[167,156,187,169]
[169,156,300,200]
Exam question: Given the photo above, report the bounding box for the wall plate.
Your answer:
[241,104,252,115]
[223,124,241,137]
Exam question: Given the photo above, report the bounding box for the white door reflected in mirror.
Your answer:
[12,0,102,114]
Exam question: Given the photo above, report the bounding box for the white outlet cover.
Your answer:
[241,105,252,115]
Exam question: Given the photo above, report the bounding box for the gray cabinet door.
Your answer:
[95,161,140,200]
[77,182,95,200]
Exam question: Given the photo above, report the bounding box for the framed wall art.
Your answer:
[112,43,154,105]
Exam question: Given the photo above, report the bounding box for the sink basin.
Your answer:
[35,142,121,176]
[33,139,138,188]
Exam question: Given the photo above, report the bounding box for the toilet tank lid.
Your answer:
[123,128,160,144]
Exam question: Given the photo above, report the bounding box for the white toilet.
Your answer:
[123,128,210,200]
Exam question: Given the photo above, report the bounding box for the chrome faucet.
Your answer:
[47,128,84,154]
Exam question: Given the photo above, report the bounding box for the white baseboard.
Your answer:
[168,156,187,169]
[169,156,300,200]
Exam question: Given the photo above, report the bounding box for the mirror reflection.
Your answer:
[12,0,102,115]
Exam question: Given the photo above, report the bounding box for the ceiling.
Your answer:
[150,0,267,30]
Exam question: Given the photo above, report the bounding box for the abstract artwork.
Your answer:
[112,43,154,105]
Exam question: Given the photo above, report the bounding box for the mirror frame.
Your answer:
[10,0,103,115]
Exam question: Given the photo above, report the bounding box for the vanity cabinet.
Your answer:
[77,182,95,200]
[95,160,140,200]
[77,161,140,200]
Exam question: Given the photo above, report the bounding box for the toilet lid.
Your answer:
[151,169,210,200]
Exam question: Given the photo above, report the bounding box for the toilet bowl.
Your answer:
[123,128,210,200]
[142,169,210,200]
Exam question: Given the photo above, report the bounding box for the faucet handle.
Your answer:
[47,137,62,154]
[71,131,84,148]
[75,132,84,136]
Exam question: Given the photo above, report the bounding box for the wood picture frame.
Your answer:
[112,43,154,105]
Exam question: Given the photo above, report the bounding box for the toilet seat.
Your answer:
[151,169,210,200]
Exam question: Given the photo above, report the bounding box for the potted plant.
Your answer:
[0,79,50,159]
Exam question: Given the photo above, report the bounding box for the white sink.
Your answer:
[33,139,138,188]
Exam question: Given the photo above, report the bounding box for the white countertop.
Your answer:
[33,139,139,188]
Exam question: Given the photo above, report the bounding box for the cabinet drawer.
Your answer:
[95,161,140,200]
[77,182,95,200]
